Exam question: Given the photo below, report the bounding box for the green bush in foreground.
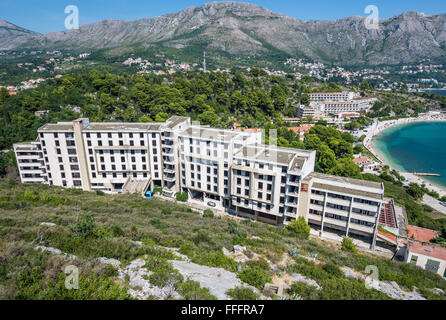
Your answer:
[237,267,272,290]
[322,262,345,278]
[227,286,260,300]
[203,209,214,218]
[286,217,310,239]
[175,191,188,202]
[72,213,96,239]
[341,236,357,253]
[178,280,217,300]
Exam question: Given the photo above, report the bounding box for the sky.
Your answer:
[1,0,445,34]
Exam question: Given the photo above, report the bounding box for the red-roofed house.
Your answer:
[288,124,313,139]
[406,225,438,243]
[353,156,379,171]
[404,242,446,278]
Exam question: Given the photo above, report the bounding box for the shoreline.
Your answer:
[363,114,446,197]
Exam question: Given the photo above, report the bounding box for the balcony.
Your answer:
[287,180,300,187]
[353,202,379,213]
[350,212,376,224]
[163,157,175,165]
[324,206,350,218]
[285,188,299,196]
[310,193,325,202]
[162,140,174,147]
[324,217,348,229]
[326,197,351,207]
[348,223,374,234]
[164,175,176,182]
[163,166,176,174]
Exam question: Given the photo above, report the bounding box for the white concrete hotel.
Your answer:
[14,116,384,249]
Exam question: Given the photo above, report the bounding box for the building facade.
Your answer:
[298,172,384,249]
[309,91,357,102]
[15,116,384,249]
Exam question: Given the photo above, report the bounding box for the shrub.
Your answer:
[203,209,214,218]
[288,282,320,300]
[237,267,272,290]
[322,262,344,278]
[227,220,247,238]
[286,217,310,239]
[227,286,260,300]
[103,265,119,278]
[406,183,425,199]
[341,236,357,253]
[178,280,217,300]
[145,257,183,288]
[175,191,188,202]
[153,186,163,194]
[95,190,105,196]
[72,213,96,239]
[150,218,167,229]
[245,258,271,272]
[110,224,124,237]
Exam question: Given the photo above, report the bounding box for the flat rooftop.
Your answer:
[165,116,189,129]
[234,145,312,169]
[306,172,384,200]
[37,116,187,133]
[38,122,74,132]
[83,122,163,132]
[180,126,241,141]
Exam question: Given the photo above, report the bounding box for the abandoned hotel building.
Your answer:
[14,116,386,250]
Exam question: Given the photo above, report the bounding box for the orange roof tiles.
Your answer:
[353,157,370,163]
[288,125,313,134]
[407,225,438,243]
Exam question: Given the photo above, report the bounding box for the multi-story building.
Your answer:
[14,116,385,249]
[298,172,384,249]
[296,105,317,118]
[13,141,46,184]
[15,116,189,193]
[318,98,376,114]
[177,125,261,210]
[309,91,357,102]
[230,145,315,225]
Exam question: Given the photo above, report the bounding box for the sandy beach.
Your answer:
[363,113,446,197]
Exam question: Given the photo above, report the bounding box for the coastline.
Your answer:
[363,113,446,197]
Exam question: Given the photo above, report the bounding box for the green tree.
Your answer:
[341,236,357,253]
[407,183,425,200]
[286,217,310,239]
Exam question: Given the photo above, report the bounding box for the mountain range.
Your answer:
[1,1,446,66]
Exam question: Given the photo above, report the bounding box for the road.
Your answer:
[423,194,446,215]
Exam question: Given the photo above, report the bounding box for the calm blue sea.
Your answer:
[422,89,446,96]
[373,121,446,189]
